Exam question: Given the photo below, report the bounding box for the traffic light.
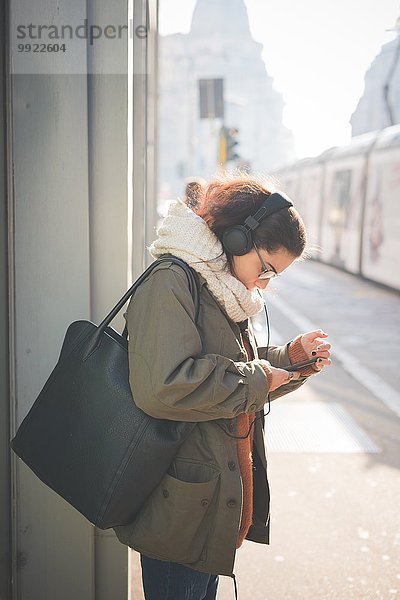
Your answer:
[218,127,240,165]
[218,127,227,164]
[226,127,240,162]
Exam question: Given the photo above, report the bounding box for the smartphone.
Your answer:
[281,357,318,371]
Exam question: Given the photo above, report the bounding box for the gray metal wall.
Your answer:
[2,0,158,598]
[1,0,12,597]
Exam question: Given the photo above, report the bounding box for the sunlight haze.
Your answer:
[159,0,400,158]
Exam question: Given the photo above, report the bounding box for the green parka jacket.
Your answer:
[113,259,308,576]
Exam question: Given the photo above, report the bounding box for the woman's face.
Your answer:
[231,246,297,291]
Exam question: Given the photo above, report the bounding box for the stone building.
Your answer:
[351,24,400,136]
[158,0,295,200]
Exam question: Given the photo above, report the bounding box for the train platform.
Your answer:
[129,259,400,599]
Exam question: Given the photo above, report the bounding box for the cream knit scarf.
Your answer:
[148,198,264,323]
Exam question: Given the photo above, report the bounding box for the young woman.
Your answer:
[114,176,332,599]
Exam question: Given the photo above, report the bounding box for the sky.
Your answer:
[159,0,400,159]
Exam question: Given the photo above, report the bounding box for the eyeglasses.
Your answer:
[253,241,279,280]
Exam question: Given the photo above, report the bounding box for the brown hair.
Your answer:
[184,177,206,210]
[195,174,308,267]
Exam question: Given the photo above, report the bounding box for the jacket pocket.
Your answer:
[129,460,220,564]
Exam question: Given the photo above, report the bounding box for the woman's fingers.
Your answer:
[315,342,331,351]
[314,357,332,370]
[298,330,332,374]
[301,331,328,351]
[311,344,331,358]
[304,330,328,344]
[302,332,331,358]
[314,351,330,359]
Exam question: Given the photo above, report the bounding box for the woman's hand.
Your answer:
[299,329,332,371]
[268,365,301,391]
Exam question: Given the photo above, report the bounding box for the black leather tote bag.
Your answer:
[10,256,199,529]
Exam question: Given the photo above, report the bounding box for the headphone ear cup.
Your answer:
[222,226,253,256]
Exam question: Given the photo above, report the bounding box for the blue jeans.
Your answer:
[140,555,219,600]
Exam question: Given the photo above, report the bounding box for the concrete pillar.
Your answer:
[3,0,158,597]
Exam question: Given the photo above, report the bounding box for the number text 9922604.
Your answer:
[17,43,67,53]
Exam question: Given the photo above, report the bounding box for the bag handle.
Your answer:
[82,256,200,361]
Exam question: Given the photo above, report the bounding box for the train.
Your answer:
[276,123,400,292]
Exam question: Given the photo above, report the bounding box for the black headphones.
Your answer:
[221,191,294,256]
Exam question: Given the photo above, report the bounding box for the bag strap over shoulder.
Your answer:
[82,256,200,361]
[120,255,200,338]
